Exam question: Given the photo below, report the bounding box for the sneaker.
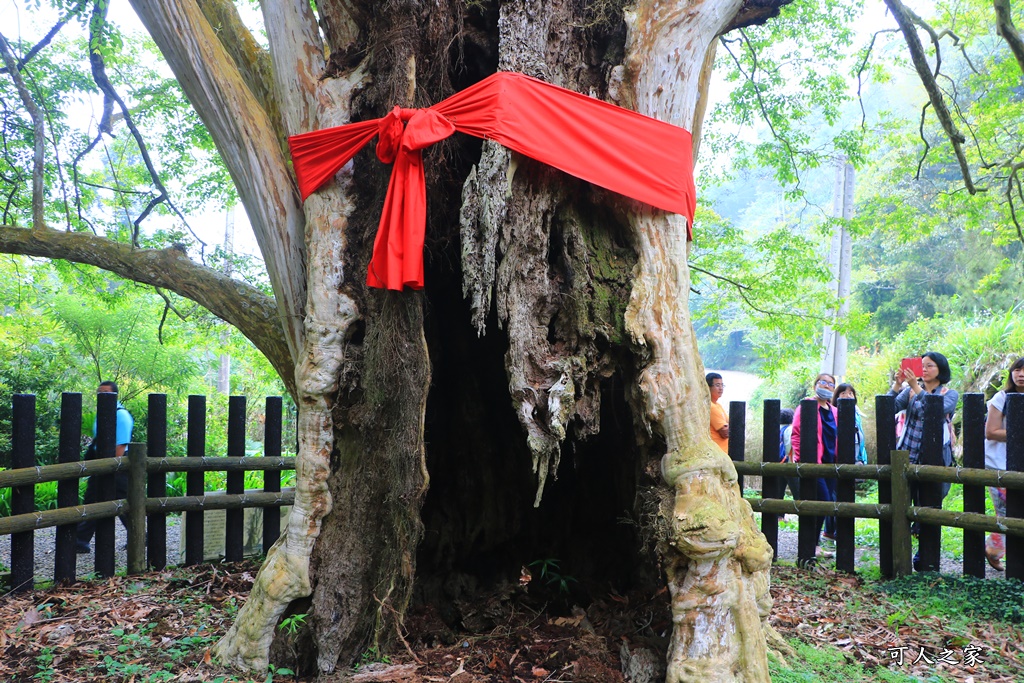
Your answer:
[817,548,835,559]
[75,542,91,554]
[822,532,836,541]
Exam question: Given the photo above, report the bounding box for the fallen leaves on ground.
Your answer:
[768,565,1024,682]
[0,563,255,683]
[2,561,1021,682]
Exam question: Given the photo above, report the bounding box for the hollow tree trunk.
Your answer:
[122,0,787,678]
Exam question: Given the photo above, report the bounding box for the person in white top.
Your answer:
[984,356,1024,571]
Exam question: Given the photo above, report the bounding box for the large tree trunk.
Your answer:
[620,3,776,680]
[114,0,789,679]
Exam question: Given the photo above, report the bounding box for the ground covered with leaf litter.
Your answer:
[1,560,1022,682]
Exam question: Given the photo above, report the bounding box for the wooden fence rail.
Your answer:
[4,390,1023,591]
[2,392,295,593]
[735,391,1024,580]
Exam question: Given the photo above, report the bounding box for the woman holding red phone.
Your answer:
[889,351,959,569]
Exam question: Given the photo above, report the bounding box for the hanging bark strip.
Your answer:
[288,71,697,291]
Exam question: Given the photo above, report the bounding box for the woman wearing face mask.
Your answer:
[832,383,869,465]
[791,372,840,555]
[983,356,1024,571]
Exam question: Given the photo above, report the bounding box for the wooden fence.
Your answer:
[4,391,1023,592]
[730,393,1024,580]
[1,393,295,593]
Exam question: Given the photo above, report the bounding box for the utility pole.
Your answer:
[822,157,854,379]
[217,207,234,395]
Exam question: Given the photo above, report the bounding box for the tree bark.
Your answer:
[621,2,777,679]
[2,1,795,679]
[129,0,308,363]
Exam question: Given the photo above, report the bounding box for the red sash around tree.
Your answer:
[288,72,696,290]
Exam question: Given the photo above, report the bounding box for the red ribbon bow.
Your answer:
[288,72,696,291]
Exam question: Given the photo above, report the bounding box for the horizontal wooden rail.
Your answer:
[905,464,1024,490]
[746,498,891,520]
[145,490,294,513]
[0,500,125,535]
[0,489,295,535]
[734,461,891,481]
[909,506,1024,537]
[0,456,296,491]
[0,458,127,488]
[145,456,296,473]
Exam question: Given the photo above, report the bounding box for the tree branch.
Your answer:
[915,102,931,180]
[0,224,296,398]
[0,0,89,76]
[1006,165,1024,247]
[721,0,795,33]
[720,30,802,189]
[0,32,46,229]
[689,264,833,323]
[196,0,284,144]
[128,0,307,365]
[87,0,192,248]
[884,0,977,193]
[260,0,328,136]
[855,30,899,129]
[155,287,194,344]
[994,0,1024,77]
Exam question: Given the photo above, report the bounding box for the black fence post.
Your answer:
[185,395,206,565]
[94,391,118,578]
[729,401,746,493]
[127,443,147,575]
[147,394,167,570]
[836,397,856,573]
[10,394,36,593]
[797,398,819,567]
[263,396,283,554]
[875,394,896,578]
[1006,393,1024,581]
[55,392,82,584]
[225,396,246,562]
[961,393,986,578]
[761,399,781,560]
[915,393,946,573]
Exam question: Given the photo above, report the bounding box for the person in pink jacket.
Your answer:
[791,372,840,556]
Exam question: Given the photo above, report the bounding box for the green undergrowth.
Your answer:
[770,565,1024,682]
[877,573,1024,624]
[770,639,922,683]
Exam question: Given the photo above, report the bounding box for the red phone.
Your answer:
[901,357,923,377]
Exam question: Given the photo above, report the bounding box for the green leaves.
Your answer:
[689,204,858,375]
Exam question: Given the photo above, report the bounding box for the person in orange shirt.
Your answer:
[707,373,729,453]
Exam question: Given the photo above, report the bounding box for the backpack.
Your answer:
[779,425,792,462]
